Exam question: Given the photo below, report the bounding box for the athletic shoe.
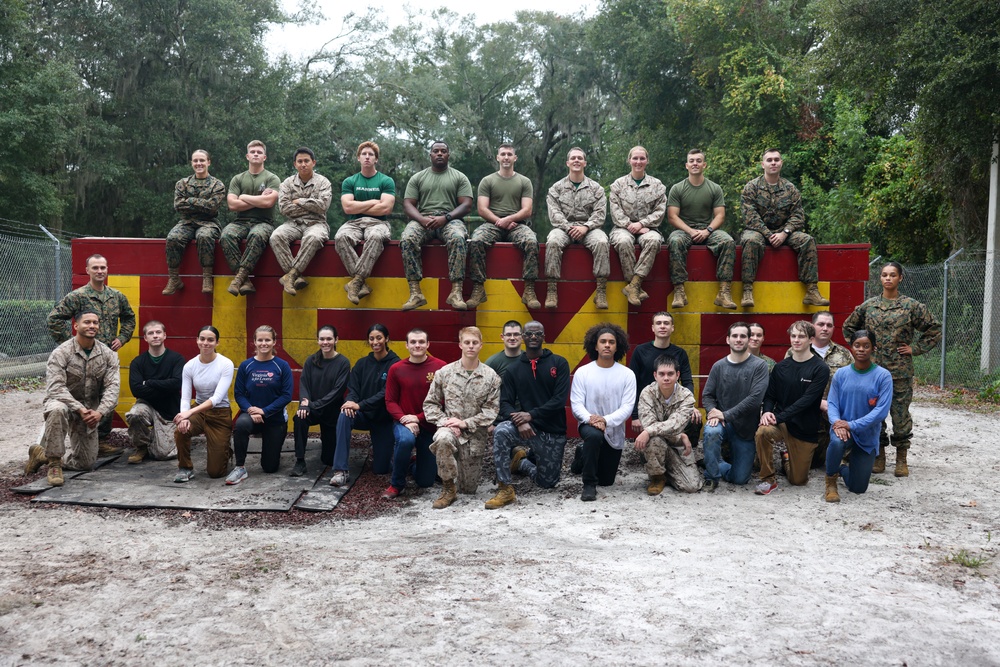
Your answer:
[581,483,597,501]
[174,468,194,483]
[381,485,401,499]
[704,478,719,493]
[289,460,307,477]
[330,470,349,487]
[225,466,248,485]
[754,479,778,495]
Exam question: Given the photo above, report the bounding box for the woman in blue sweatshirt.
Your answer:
[227,325,293,484]
[824,330,893,501]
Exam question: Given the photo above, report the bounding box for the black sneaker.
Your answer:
[289,460,307,477]
[581,483,597,501]
[704,478,719,493]
[570,445,584,475]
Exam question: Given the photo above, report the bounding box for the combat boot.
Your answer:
[446,282,468,310]
[345,276,363,305]
[521,281,541,309]
[47,457,64,487]
[621,275,642,307]
[432,479,458,509]
[200,268,214,294]
[803,283,830,306]
[894,448,909,477]
[671,283,687,308]
[25,445,47,475]
[510,446,529,475]
[825,474,841,503]
[227,268,250,296]
[278,269,299,296]
[162,268,184,295]
[98,440,124,456]
[465,282,487,309]
[294,273,309,291]
[238,276,256,295]
[647,475,667,496]
[594,278,609,309]
[128,446,148,465]
[401,280,427,311]
[358,280,372,299]
[714,281,737,309]
[872,447,886,474]
[545,282,559,309]
[741,282,755,307]
[485,482,516,509]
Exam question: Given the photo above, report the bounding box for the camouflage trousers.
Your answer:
[220,221,274,273]
[429,428,485,494]
[165,220,221,269]
[740,229,819,284]
[609,228,663,280]
[468,222,538,283]
[881,377,914,450]
[492,421,566,488]
[400,220,468,282]
[666,228,735,284]
[334,217,391,279]
[270,220,329,274]
[644,435,704,492]
[42,400,98,471]
[544,227,610,279]
[125,401,177,460]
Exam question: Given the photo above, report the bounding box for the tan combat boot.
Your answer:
[162,268,184,295]
[432,479,458,509]
[872,447,886,474]
[227,268,249,296]
[239,275,256,295]
[647,475,667,496]
[401,280,427,311]
[741,282,755,307]
[25,445,47,475]
[47,457,64,487]
[825,474,841,502]
[201,268,214,294]
[521,281,541,309]
[293,273,309,291]
[894,448,909,477]
[128,446,148,465]
[484,482,516,509]
[671,283,687,308]
[621,275,642,307]
[545,282,559,309]
[358,280,372,299]
[278,269,299,296]
[510,446,529,474]
[345,276,363,305]
[594,278,609,309]
[714,281,737,309]
[465,282,487,309]
[98,440,124,456]
[446,282,468,310]
[803,283,830,306]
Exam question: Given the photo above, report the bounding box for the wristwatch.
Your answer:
[783,227,792,234]
[444,213,453,222]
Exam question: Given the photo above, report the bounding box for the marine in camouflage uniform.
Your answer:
[609,166,667,307]
[271,148,333,295]
[47,271,135,349]
[423,359,501,498]
[843,295,941,458]
[637,381,703,493]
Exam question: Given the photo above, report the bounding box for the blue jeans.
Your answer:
[826,434,877,494]
[334,411,395,474]
[702,422,755,484]
[390,423,436,490]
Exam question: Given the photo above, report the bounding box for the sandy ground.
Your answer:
[0,387,998,666]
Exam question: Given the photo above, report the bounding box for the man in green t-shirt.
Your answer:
[400,142,474,311]
[336,141,396,304]
[666,149,737,310]
[467,143,539,309]
[221,140,281,296]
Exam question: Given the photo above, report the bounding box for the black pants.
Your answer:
[580,423,623,486]
[293,406,339,466]
[233,412,287,473]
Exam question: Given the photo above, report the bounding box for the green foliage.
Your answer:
[977,372,1000,404]
[0,300,55,357]
[947,549,990,569]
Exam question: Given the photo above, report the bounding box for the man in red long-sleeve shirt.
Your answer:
[382,329,446,498]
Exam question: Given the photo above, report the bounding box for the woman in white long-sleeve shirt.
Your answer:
[570,323,636,502]
[173,326,235,482]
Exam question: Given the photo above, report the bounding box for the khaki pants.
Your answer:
[755,423,816,486]
[645,435,703,493]
[334,217,391,279]
[175,407,233,478]
[126,401,177,459]
[270,220,329,274]
[42,400,98,471]
[429,428,483,494]
[544,227,610,279]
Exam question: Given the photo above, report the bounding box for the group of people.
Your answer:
[31,258,940,507]
[163,140,834,312]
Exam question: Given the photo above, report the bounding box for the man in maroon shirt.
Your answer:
[382,329,447,498]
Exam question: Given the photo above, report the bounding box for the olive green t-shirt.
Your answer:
[404,167,474,217]
[667,178,725,230]
[478,172,533,219]
[228,169,282,223]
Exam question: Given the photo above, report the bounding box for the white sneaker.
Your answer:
[225,466,248,485]
[330,470,349,486]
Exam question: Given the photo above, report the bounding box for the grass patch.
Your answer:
[869,477,892,486]
[0,376,44,393]
[947,549,990,569]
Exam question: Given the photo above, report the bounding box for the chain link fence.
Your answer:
[0,227,74,381]
[865,251,998,391]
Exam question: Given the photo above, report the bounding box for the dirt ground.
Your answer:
[0,386,998,666]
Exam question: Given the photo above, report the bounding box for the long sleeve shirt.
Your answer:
[384,356,447,432]
[47,283,136,346]
[129,349,185,421]
[629,342,694,419]
[701,354,769,440]
[570,361,636,450]
[346,350,401,421]
[278,173,333,225]
[740,175,805,235]
[181,355,234,411]
[843,295,942,381]
[423,360,501,454]
[546,176,607,231]
[299,352,351,414]
[174,174,226,223]
[498,350,571,435]
[45,337,120,418]
[637,383,696,440]
[827,364,894,453]
[761,354,830,442]
[235,356,293,420]
[609,175,667,230]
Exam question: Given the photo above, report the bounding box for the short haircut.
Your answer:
[502,320,522,331]
[367,323,389,339]
[191,149,211,161]
[430,141,449,150]
[654,354,679,372]
[85,254,105,267]
[652,311,674,324]
[811,311,834,323]
[318,325,338,338]
[247,140,266,153]
[583,322,629,362]
[849,329,875,347]
[356,141,380,160]
[293,146,316,161]
[627,145,648,162]
[729,321,751,336]
[567,146,586,160]
[882,261,904,277]
[788,320,815,338]
[75,309,99,322]
[458,326,483,342]
[142,320,165,335]
[254,324,276,339]
[747,322,764,335]
[687,148,705,158]
[497,142,515,153]
[198,324,221,340]
[761,148,781,160]
[406,328,428,342]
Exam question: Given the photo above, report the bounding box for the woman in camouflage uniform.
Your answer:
[842,262,941,477]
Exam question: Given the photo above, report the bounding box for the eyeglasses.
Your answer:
[522,331,544,339]
[502,333,522,338]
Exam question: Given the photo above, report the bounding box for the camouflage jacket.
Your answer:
[45,337,120,417]
[843,295,942,380]
[423,360,501,453]
[546,176,607,231]
[47,283,136,346]
[637,382,695,439]
[174,175,226,224]
[278,173,333,225]
[741,175,805,235]
[610,175,667,230]
[784,342,853,398]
